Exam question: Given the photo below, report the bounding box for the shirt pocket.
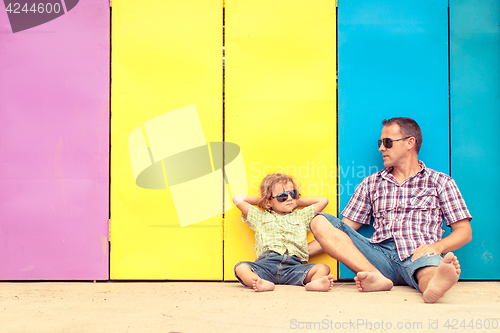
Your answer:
[284,218,307,239]
[408,188,439,210]
[372,190,396,219]
[257,218,279,240]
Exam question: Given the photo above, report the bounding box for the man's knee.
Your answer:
[310,214,331,234]
[310,213,341,234]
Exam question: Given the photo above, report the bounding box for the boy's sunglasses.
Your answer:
[271,189,299,202]
[378,136,411,149]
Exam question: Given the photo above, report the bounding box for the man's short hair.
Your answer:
[382,117,422,153]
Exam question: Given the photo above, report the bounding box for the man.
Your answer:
[309,117,472,303]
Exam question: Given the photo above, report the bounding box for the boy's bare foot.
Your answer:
[305,274,334,292]
[422,252,461,303]
[355,271,393,292]
[252,277,275,292]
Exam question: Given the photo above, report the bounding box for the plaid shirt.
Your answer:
[342,161,472,261]
[242,204,315,262]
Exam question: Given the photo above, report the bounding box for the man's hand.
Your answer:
[410,219,472,262]
[410,243,443,262]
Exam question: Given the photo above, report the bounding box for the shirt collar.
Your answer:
[380,160,427,182]
[416,160,427,177]
[267,209,292,215]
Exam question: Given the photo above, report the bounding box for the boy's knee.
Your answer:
[310,263,330,275]
[317,263,330,274]
[234,263,249,276]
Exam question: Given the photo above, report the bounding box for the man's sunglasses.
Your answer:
[378,136,411,149]
[271,189,299,202]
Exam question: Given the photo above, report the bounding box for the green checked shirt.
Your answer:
[242,204,315,262]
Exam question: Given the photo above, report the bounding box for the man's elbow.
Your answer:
[466,230,473,244]
[460,225,473,245]
[453,219,473,245]
[464,222,473,244]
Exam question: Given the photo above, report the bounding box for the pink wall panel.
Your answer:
[0,1,109,280]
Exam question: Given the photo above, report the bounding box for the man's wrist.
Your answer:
[434,242,446,254]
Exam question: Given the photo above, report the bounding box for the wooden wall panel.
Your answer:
[110,0,223,279]
[224,0,338,281]
[450,0,500,279]
[338,0,450,278]
[0,0,109,280]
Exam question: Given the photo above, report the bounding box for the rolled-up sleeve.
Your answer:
[438,179,473,226]
[341,179,372,225]
[241,204,262,231]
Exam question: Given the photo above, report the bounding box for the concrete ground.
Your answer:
[1,281,499,333]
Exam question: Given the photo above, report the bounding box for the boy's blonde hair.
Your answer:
[258,173,300,210]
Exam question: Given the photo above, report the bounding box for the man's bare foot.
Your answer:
[422,252,460,303]
[354,271,393,292]
[305,274,334,292]
[252,277,275,292]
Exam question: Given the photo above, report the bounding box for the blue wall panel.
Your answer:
[338,0,450,279]
[450,0,500,279]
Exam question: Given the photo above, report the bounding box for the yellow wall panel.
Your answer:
[111,0,223,279]
[224,0,338,281]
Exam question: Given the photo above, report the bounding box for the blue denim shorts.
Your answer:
[234,250,316,287]
[313,213,443,291]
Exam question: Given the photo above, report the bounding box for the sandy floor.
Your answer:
[1,281,499,333]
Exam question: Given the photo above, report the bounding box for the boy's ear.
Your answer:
[263,199,272,210]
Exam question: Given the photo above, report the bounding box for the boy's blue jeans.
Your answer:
[313,213,443,291]
[235,250,316,287]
